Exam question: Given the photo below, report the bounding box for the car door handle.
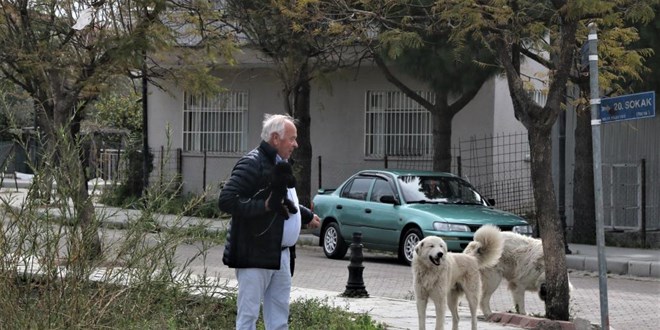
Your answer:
[336,205,343,209]
[365,208,372,213]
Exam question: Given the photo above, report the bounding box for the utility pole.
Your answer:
[587,22,609,330]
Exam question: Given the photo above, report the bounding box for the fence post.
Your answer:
[318,155,322,189]
[641,158,646,248]
[159,145,164,187]
[203,150,207,191]
[176,148,183,191]
[177,148,182,177]
[116,148,122,182]
[384,154,388,169]
[456,155,462,177]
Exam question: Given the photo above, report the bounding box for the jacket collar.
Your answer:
[259,140,279,164]
[259,140,295,165]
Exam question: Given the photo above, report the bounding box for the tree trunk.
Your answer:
[52,103,103,261]
[431,104,454,173]
[572,105,597,244]
[291,78,313,208]
[71,133,102,260]
[528,127,571,321]
[73,160,102,260]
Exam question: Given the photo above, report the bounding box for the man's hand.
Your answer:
[307,214,321,229]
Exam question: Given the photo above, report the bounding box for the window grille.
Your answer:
[527,89,547,106]
[365,90,433,157]
[183,91,248,153]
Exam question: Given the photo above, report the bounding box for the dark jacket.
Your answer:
[219,141,313,270]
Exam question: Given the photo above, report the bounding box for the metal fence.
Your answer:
[2,128,655,232]
[384,132,535,218]
[93,149,124,181]
[455,133,535,217]
[90,146,183,191]
[385,131,659,232]
[150,146,182,189]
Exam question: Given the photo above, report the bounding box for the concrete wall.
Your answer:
[147,64,535,202]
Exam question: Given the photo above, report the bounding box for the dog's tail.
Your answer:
[464,224,503,269]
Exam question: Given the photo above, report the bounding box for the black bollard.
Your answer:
[341,232,369,298]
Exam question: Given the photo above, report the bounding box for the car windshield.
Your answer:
[397,175,486,205]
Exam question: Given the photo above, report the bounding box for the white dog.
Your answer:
[463,231,573,316]
[412,225,503,330]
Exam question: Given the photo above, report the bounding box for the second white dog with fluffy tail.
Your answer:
[412,225,504,330]
[463,231,575,316]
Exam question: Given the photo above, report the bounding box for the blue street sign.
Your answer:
[599,91,655,123]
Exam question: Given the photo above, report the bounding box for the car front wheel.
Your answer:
[399,228,423,266]
[322,222,348,259]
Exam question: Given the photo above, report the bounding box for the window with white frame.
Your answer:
[365,90,433,157]
[183,91,248,153]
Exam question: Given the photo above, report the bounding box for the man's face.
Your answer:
[271,121,298,159]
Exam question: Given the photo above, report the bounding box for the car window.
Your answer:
[341,177,374,201]
[453,181,482,203]
[398,175,486,205]
[369,178,394,202]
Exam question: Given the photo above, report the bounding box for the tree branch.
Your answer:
[520,47,554,70]
[372,53,434,109]
[447,82,483,116]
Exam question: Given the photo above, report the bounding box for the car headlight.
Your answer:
[433,222,470,232]
[513,225,533,235]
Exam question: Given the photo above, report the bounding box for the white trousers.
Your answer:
[235,250,291,330]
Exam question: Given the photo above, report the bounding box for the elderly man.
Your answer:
[219,113,321,330]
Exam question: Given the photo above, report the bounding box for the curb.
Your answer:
[300,234,660,279]
[565,255,660,279]
[488,313,593,330]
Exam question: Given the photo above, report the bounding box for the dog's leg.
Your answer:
[464,290,479,330]
[432,292,446,330]
[447,290,460,330]
[416,291,429,330]
[480,271,502,317]
[510,285,527,314]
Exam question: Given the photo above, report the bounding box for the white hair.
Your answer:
[261,114,295,142]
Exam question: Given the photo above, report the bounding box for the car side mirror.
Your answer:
[379,195,400,205]
[487,198,496,206]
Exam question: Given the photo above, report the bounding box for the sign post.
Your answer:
[587,23,609,330]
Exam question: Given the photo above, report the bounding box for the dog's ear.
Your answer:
[414,241,423,255]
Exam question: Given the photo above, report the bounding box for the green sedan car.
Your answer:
[312,169,532,265]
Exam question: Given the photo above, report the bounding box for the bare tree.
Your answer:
[0,0,236,260]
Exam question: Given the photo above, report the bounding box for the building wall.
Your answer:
[562,96,660,231]
[147,64,532,202]
[600,116,660,229]
[452,78,496,142]
[311,66,433,189]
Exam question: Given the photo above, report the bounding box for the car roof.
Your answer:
[356,169,460,178]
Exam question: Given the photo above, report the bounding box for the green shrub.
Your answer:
[289,298,386,329]
[0,125,381,330]
[3,277,384,329]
